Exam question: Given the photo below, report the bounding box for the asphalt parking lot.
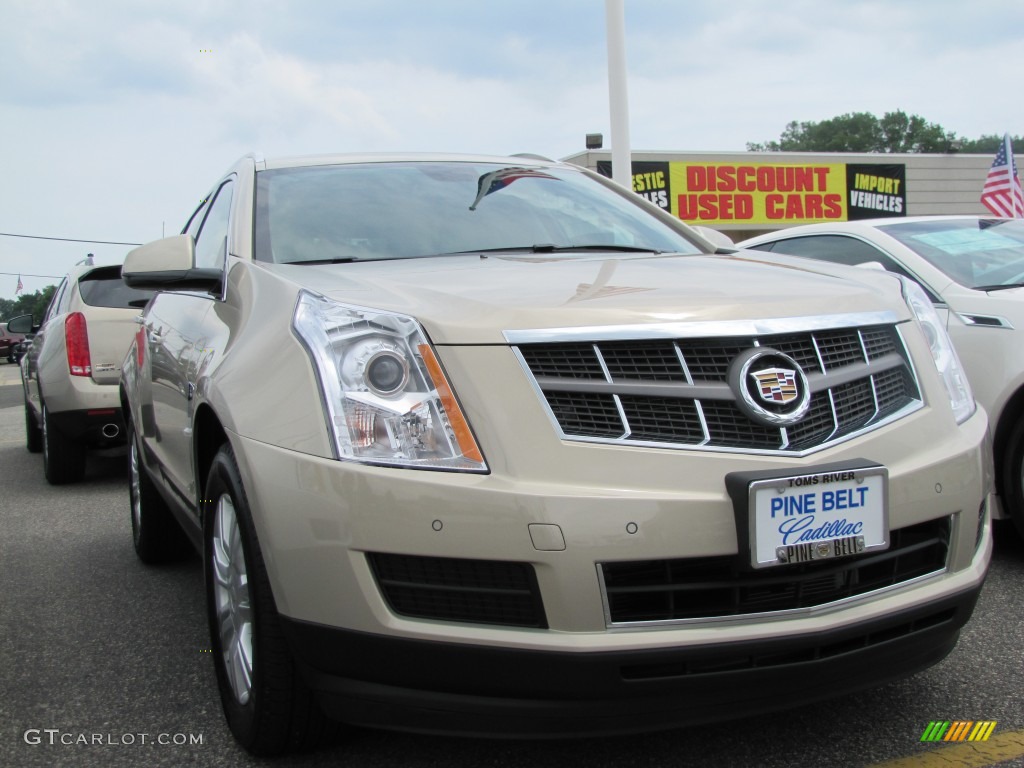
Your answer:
[1,359,1023,767]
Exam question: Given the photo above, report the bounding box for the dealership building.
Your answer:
[563,149,1004,243]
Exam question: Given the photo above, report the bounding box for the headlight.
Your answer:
[293,291,487,472]
[901,278,975,424]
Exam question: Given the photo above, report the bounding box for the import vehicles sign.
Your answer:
[846,163,906,219]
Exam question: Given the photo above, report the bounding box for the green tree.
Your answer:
[878,111,952,152]
[1,285,57,324]
[956,133,1024,154]
[748,110,957,153]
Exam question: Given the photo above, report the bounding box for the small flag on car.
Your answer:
[980,134,1024,218]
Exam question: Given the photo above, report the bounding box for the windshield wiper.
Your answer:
[446,244,664,256]
[285,257,363,265]
[536,244,664,253]
[971,282,1024,292]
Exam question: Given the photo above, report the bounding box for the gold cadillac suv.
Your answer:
[119,153,992,756]
[11,262,154,484]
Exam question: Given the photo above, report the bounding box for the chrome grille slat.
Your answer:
[517,322,922,455]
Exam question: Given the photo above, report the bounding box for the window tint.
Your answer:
[194,180,234,270]
[763,235,920,276]
[761,235,939,301]
[762,235,890,266]
[77,267,155,308]
[45,278,69,322]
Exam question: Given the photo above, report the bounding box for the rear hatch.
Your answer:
[75,267,155,384]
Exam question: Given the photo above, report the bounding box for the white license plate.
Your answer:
[748,466,888,569]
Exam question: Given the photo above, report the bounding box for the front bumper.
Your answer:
[283,583,979,737]
[228,401,991,735]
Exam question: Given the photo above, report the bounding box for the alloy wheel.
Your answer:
[129,438,142,540]
[211,493,254,705]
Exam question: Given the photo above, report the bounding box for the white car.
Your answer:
[740,216,1024,537]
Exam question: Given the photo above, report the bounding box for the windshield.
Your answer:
[254,161,701,264]
[877,218,1024,289]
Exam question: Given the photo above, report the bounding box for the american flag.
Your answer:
[980,134,1024,218]
[15,274,23,294]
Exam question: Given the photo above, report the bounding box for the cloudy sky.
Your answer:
[2,0,1023,301]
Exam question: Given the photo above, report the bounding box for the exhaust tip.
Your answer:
[102,423,120,439]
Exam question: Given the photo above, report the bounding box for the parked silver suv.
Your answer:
[120,153,991,756]
[10,262,154,484]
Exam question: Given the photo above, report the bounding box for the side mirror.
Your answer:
[691,226,736,252]
[122,234,222,292]
[6,314,36,334]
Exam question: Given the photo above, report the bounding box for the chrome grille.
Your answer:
[515,321,922,454]
[543,391,622,437]
[620,396,704,443]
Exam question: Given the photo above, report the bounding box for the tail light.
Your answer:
[65,312,92,376]
[135,326,146,367]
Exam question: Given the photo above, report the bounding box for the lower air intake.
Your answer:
[368,553,548,629]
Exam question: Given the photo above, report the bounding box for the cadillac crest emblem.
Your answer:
[752,367,799,405]
[727,347,811,427]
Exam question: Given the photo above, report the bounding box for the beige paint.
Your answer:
[121,153,991,662]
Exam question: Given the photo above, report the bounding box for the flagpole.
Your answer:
[1007,133,1023,218]
[605,0,632,190]
[1005,133,1013,202]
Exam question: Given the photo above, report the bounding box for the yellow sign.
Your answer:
[670,162,847,225]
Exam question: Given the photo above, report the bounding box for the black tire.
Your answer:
[25,400,42,454]
[1001,418,1024,540]
[128,415,191,563]
[42,403,86,484]
[204,444,336,756]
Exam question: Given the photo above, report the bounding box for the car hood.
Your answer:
[266,251,908,345]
